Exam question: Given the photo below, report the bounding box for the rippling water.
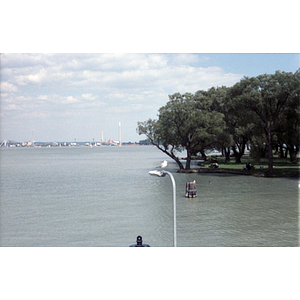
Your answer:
[0,146,299,246]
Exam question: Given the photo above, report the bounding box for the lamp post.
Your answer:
[148,170,177,247]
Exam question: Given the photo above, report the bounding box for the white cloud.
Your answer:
[62,96,78,104]
[1,53,52,69]
[170,53,201,65]
[2,54,243,94]
[18,111,49,119]
[1,53,246,142]
[106,103,156,114]
[37,95,48,100]
[4,104,18,110]
[1,81,18,92]
[81,93,97,100]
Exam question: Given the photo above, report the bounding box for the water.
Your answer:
[0,146,299,246]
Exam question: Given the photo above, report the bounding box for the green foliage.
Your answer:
[137,69,300,172]
[138,139,151,145]
[229,70,300,172]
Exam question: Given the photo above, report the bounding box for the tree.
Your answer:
[273,70,300,163]
[137,93,225,170]
[225,97,260,164]
[194,87,231,161]
[138,139,152,145]
[205,86,233,162]
[137,118,185,169]
[230,70,300,173]
[198,86,252,164]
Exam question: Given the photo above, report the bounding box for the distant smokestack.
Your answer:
[119,122,121,146]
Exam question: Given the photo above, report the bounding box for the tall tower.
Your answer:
[119,122,121,146]
[32,130,35,147]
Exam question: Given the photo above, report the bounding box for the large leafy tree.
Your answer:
[224,88,261,164]
[137,92,224,170]
[198,85,255,164]
[137,118,185,169]
[229,70,300,173]
[273,70,300,163]
[194,87,232,161]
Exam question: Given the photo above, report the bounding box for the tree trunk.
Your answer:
[296,146,299,162]
[200,150,207,161]
[185,147,192,170]
[154,144,185,170]
[232,136,247,164]
[174,157,185,170]
[289,144,298,164]
[232,147,242,163]
[290,150,297,164]
[279,144,285,158]
[224,147,230,163]
[285,147,288,158]
[266,129,274,174]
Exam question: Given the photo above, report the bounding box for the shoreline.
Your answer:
[179,154,299,178]
[177,168,299,178]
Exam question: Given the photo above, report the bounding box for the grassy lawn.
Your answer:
[194,154,300,177]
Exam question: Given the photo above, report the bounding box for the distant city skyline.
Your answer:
[1,53,299,143]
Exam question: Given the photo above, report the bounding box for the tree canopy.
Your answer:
[137,70,300,172]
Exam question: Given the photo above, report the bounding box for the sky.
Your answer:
[1,53,299,143]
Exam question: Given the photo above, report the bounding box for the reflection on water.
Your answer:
[0,146,299,246]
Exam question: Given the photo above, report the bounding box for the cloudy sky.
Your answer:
[1,53,299,143]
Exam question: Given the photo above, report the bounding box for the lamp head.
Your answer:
[148,170,167,177]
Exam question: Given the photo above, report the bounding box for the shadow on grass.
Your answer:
[194,155,300,178]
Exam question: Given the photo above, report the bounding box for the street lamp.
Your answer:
[148,170,177,247]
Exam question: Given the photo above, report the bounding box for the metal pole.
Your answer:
[163,171,177,247]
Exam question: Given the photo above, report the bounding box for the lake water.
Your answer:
[0,146,299,246]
